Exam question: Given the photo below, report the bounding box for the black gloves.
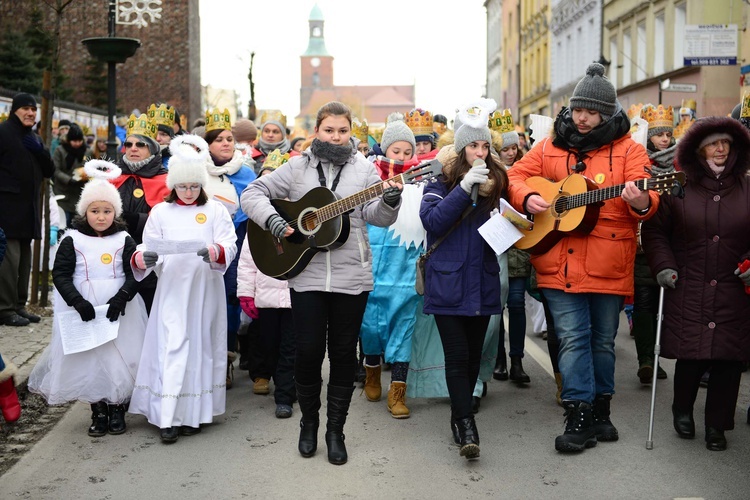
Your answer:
[73,298,96,322]
[22,133,44,152]
[382,186,402,207]
[106,290,130,322]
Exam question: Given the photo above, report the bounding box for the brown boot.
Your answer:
[555,372,563,406]
[253,378,270,395]
[387,381,410,419]
[363,365,382,401]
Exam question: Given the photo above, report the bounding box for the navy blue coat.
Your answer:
[419,176,503,316]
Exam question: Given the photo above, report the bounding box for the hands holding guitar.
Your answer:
[382,180,404,207]
[525,195,550,214]
[621,181,650,211]
[267,214,295,238]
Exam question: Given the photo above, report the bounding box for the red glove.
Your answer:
[239,296,259,319]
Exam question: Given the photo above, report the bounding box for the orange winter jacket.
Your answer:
[507,135,659,296]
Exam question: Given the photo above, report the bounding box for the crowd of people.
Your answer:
[0,60,749,464]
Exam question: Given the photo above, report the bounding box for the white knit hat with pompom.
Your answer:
[166,134,210,189]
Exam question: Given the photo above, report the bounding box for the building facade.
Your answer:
[485,0,503,107]
[0,0,201,123]
[518,0,551,125]
[603,0,743,117]
[550,0,602,116]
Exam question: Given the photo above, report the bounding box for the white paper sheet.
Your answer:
[478,211,523,255]
[58,305,119,355]
[143,238,205,255]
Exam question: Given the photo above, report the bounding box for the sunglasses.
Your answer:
[124,141,148,148]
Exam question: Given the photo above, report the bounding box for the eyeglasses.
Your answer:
[175,184,202,192]
[124,141,148,148]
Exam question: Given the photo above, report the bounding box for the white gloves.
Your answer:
[459,165,489,194]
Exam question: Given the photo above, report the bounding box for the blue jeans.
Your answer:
[541,289,623,403]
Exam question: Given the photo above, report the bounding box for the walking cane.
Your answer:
[645,286,666,450]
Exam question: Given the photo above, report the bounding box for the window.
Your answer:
[674,3,686,69]
[610,37,618,89]
[637,21,647,81]
[312,72,319,87]
[654,13,665,75]
[623,30,632,87]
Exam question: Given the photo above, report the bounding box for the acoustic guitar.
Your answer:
[514,171,686,254]
[247,160,443,279]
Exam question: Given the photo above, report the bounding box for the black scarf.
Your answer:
[310,138,353,165]
[62,141,87,171]
[552,106,631,159]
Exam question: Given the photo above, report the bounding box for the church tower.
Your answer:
[300,4,334,114]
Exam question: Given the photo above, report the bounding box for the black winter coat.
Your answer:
[0,114,54,239]
[641,117,750,361]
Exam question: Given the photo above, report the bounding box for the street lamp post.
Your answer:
[82,0,141,159]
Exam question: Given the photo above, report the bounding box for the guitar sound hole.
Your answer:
[302,216,318,232]
[554,198,568,215]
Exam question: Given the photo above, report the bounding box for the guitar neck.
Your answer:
[567,178,648,209]
[316,173,404,223]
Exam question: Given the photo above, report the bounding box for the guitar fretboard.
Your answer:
[315,173,405,223]
[566,178,649,209]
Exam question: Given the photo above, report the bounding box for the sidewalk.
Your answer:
[0,308,53,389]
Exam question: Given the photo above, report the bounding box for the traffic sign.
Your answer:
[662,83,697,92]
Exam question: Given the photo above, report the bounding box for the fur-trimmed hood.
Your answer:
[676,116,750,180]
[0,361,18,383]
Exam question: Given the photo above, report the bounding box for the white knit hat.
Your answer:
[166,134,210,189]
[75,160,123,217]
[454,98,497,152]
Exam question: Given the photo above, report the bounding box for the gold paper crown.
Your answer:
[681,99,697,111]
[640,105,674,130]
[351,119,369,143]
[147,103,176,128]
[263,148,290,170]
[741,91,750,119]
[488,109,515,134]
[81,124,92,136]
[673,120,693,139]
[433,121,447,136]
[96,126,108,139]
[205,108,232,132]
[405,108,434,136]
[0,112,8,123]
[627,103,644,121]
[126,113,157,138]
[259,109,287,129]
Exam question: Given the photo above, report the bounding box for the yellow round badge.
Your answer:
[594,173,606,184]
[195,213,207,224]
[133,188,144,198]
[101,253,113,264]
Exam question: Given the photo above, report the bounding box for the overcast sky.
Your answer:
[199,0,488,121]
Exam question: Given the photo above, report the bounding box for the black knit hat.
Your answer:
[11,93,37,113]
[157,124,175,139]
[569,63,617,117]
[66,123,84,142]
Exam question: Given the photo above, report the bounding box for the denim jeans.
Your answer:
[541,289,624,403]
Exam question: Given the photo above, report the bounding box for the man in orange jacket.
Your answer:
[508,63,660,453]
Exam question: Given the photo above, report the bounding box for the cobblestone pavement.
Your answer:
[0,306,54,387]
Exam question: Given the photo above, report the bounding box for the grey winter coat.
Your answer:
[240,146,399,295]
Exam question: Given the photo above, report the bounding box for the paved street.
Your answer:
[1,313,749,499]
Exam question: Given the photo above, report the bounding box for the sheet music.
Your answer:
[144,238,205,255]
[478,211,523,255]
[58,305,119,355]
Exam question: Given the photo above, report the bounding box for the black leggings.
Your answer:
[673,359,744,431]
[290,290,369,387]
[434,314,491,420]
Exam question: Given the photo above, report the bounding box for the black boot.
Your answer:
[705,426,727,451]
[555,401,597,452]
[672,404,695,439]
[108,404,126,435]
[471,396,481,414]
[456,416,480,459]
[325,384,354,465]
[493,350,508,381]
[509,356,531,384]
[88,402,109,437]
[450,408,460,445]
[296,381,322,458]
[592,394,618,442]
